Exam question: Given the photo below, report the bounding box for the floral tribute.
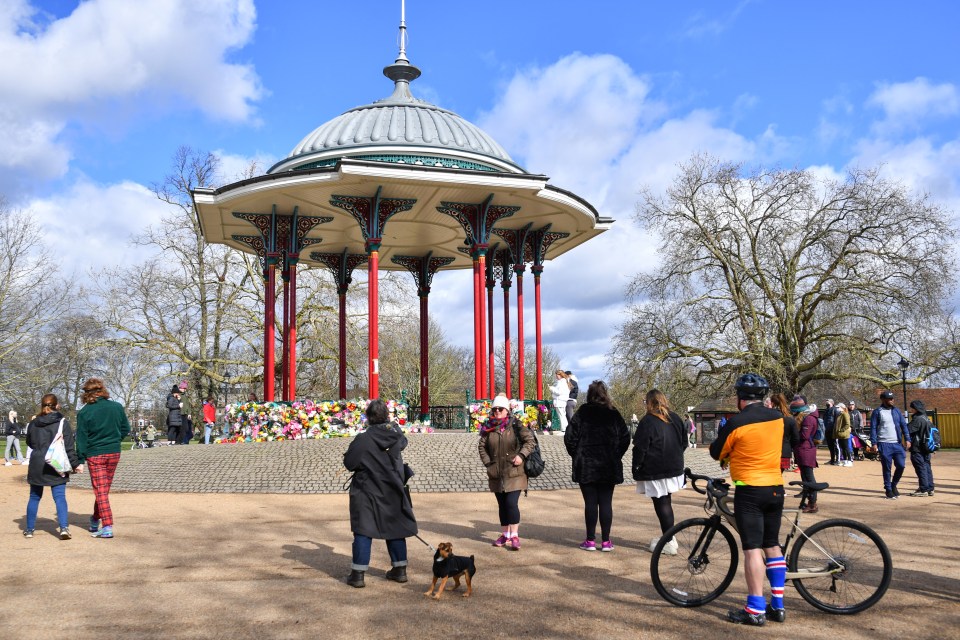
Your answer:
[467,399,551,433]
[216,399,410,443]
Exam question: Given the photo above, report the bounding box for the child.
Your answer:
[146,423,157,447]
[202,397,216,444]
[24,394,83,539]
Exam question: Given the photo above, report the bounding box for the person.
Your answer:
[834,404,853,466]
[5,410,25,465]
[564,380,630,552]
[247,392,258,403]
[564,370,580,422]
[202,397,217,445]
[686,414,697,448]
[166,385,182,444]
[905,400,935,497]
[24,394,83,539]
[869,390,909,499]
[849,401,865,460]
[822,399,838,465]
[548,369,571,433]
[478,394,535,551]
[180,413,194,445]
[790,397,821,513]
[76,377,131,539]
[145,423,157,448]
[770,394,800,473]
[633,389,688,555]
[709,374,786,626]
[343,398,418,588]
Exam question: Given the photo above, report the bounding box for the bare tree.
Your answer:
[611,155,959,396]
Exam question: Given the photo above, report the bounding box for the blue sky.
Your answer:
[3,0,960,387]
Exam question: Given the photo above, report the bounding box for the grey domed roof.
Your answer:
[269,58,525,175]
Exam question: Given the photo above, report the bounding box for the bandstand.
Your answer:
[191,9,611,419]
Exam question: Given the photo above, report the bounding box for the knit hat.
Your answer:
[170,385,181,394]
[789,398,808,415]
[491,395,511,410]
[909,399,926,413]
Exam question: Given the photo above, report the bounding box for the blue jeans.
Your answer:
[5,435,24,462]
[877,442,906,491]
[204,424,213,444]
[351,534,407,571]
[909,446,935,492]
[26,484,68,531]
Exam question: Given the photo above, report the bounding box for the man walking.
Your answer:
[869,390,909,499]
[822,399,838,465]
[710,374,786,626]
[906,400,935,497]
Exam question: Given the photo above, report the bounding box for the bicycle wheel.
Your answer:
[789,518,892,614]
[650,517,739,607]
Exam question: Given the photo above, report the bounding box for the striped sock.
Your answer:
[745,594,766,615]
[766,556,787,609]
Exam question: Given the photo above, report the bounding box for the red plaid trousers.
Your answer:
[87,453,121,526]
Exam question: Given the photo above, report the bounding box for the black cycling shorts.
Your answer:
[733,485,784,550]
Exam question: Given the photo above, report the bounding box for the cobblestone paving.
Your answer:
[70,433,727,494]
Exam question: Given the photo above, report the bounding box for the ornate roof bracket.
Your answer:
[330,185,417,253]
[436,194,520,259]
[311,247,369,295]
[391,252,455,297]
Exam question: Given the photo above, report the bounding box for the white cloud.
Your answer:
[215,149,278,183]
[26,179,170,276]
[0,0,262,190]
[867,78,960,133]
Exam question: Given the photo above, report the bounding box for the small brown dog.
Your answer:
[424,542,476,599]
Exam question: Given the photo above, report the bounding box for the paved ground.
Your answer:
[2,440,957,640]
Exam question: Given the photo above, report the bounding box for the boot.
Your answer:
[802,502,818,514]
[385,565,408,583]
[347,570,365,588]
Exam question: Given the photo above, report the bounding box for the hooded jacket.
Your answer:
[565,403,630,484]
[794,409,820,468]
[478,417,536,493]
[26,412,82,486]
[344,423,418,540]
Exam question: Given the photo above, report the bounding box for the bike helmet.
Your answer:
[879,390,895,400]
[734,373,770,400]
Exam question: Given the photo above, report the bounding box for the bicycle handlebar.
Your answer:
[684,468,734,515]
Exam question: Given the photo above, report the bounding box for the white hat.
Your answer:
[491,395,510,410]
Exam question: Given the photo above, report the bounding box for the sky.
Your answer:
[3,0,960,388]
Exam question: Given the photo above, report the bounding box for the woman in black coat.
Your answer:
[632,389,688,554]
[343,399,417,588]
[564,380,630,552]
[24,394,83,539]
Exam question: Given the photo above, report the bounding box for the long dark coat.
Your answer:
[794,410,820,468]
[632,410,688,481]
[564,403,630,485]
[344,423,418,540]
[478,418,536,493]
[26,412,82,487]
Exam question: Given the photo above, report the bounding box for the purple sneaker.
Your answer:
[509,536,521,550]
[493,534,508,547]
[579,539,596,551]
[601,541,614,552]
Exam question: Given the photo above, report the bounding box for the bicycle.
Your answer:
[650,468,892,615]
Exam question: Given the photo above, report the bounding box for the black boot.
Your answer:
[385,566,408,583]
[347,570,365,588]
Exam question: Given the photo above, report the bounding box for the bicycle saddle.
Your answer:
[789,480,829,492]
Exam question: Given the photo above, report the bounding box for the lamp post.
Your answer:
[897,357,909,410]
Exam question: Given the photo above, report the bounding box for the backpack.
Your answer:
[813,418,825,445]
[919,420,942,455]
[514,424,545,479]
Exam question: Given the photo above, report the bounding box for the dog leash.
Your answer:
[413,534,435,552]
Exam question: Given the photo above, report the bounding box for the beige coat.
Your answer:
[478,418,536,493]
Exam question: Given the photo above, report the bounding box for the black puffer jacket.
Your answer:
[564,403,630,484]
[26,412,82,486]
[344,423,418,540]
[632,410,688,481]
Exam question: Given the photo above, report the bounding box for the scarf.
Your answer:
[480,416,510,434]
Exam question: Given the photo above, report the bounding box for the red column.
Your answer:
[503,285,511,398]
[338,291,347,400]
[264,265,276,402]
[281,274,290,401]
[368,247,380,399]
[516,270,525,400]
[472,257,481,398]
[478,253,488,398]
[288,263,297,401]
[487,283,495,397]
[420,294,429,420]
[534,268,543,401]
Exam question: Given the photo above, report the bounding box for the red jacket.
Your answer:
[202,403,216,424]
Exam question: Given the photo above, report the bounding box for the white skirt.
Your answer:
[636,473,686,498]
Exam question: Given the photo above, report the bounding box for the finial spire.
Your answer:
[383,0,421,91]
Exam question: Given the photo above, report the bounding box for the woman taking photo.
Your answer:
[76,377,131,538]
[24,394,83,539]
[479,394,535,550]
[343,399,418,588]
[548,370,572,433]
[564,380,630,551]
[790,396,821,513]
[632,389,688,555]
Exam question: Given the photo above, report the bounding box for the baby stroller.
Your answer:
[857,433,879,461]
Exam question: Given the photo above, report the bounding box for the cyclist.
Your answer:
[709,373,786,626]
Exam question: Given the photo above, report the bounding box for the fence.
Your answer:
[933,412,960,448]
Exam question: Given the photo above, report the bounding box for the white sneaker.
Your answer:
[4,462,11,466]
[844,461,853,467]
[21,460,28,465]
[649,537,679,555]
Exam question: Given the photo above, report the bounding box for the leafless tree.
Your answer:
[611,154,959,396]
